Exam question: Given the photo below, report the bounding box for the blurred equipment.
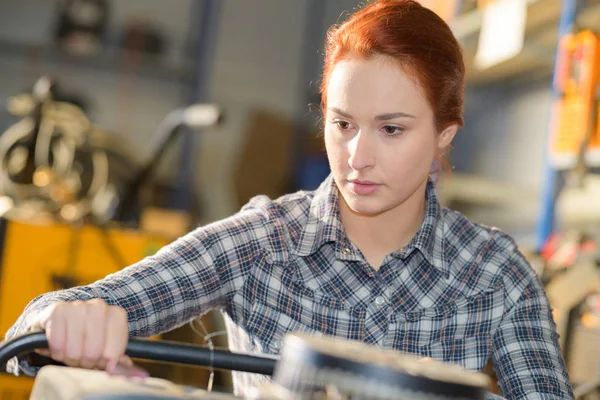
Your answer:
[0,220,169,338]
[0,331,274,400]
[0,76,222,398]
[260,334,490,400]
[114,99,221,223]
[55,0,109,55]
[0,216,221,398]
[1,332,491,400]
[0,76,221,227]
[549,30,600,171]
[539,229,600,397]
[0,76,131,225]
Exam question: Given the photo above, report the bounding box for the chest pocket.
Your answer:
[384,285,504,371]
[420,334,492,371]
[243,272,365,355]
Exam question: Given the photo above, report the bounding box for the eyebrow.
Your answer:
[328,107,415,120]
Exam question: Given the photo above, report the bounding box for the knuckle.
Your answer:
[88,298,106,306]
[87,300,108,319]
[108,305,127,322]
[71,300,85,308]
[61,302,83,319]
[50,302,66,317]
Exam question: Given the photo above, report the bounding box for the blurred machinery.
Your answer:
[0,76,221,226]
[540,229,600,397]
[0,76,222,398]
[261,334,490,400]
[2,332,490,399]
[0,77,134,226]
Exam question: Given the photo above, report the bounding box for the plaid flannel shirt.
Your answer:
[5,174,573,399]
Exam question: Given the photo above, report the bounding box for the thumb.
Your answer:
[106,356,149,378]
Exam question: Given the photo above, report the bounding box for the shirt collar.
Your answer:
[394,178,448,277]
[294,174,448,276]
[294,174,355,260]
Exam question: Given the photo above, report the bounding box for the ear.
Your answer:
[438,124,458,149]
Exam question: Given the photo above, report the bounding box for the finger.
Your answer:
[110,356,149,378]
[31,302,59,331]
[101,306,128,372]
[34,349,51,357]
[63,301,86,366]
[30,303,60,357]
[45,305,68,363]
[80,299,108,369]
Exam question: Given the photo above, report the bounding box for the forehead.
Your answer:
[326,56,431,117]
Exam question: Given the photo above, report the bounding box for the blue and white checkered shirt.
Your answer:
[5,174,573,399]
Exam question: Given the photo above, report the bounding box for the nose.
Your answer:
[348,130,375,171]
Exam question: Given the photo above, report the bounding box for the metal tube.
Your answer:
[0,332,278,376]
[534,0,580,252]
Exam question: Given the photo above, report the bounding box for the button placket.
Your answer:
[365,299,389,345]
[374,295,386,307]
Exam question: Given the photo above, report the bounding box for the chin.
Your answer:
[342,192,390,217]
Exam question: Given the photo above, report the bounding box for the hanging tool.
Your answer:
[549,30,600,171]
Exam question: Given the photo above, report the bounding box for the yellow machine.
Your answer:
[0,218,169,398]
[550,30,600,170]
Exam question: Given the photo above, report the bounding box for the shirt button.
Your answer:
[343,248,352,255]
[375,296,386,306]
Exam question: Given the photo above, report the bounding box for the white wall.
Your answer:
[200,0,309,220]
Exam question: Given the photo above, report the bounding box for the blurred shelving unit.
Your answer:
[0,38,195,84]
[439,0,600,250]
[451,0,600,86]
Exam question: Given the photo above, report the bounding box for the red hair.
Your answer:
[320,0,466,134]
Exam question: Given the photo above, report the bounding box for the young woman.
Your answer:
[4,1,573,398]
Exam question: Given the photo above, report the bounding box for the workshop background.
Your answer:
[0,0,600,398]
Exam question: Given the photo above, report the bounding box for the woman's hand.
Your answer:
[31,298,148,377]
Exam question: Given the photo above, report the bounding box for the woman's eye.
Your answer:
[334,121,352,130]
[382,125,404,136]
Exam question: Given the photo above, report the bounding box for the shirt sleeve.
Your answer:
[3,201,272,376]
[489,248,574,400]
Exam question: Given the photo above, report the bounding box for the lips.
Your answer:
[349,179,377,185]
[348,179,380,195]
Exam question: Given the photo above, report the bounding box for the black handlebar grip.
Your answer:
[0,332,278,376]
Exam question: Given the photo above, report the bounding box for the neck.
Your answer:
[339,178,429,263]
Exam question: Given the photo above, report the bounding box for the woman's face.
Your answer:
[324,55,457,216]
